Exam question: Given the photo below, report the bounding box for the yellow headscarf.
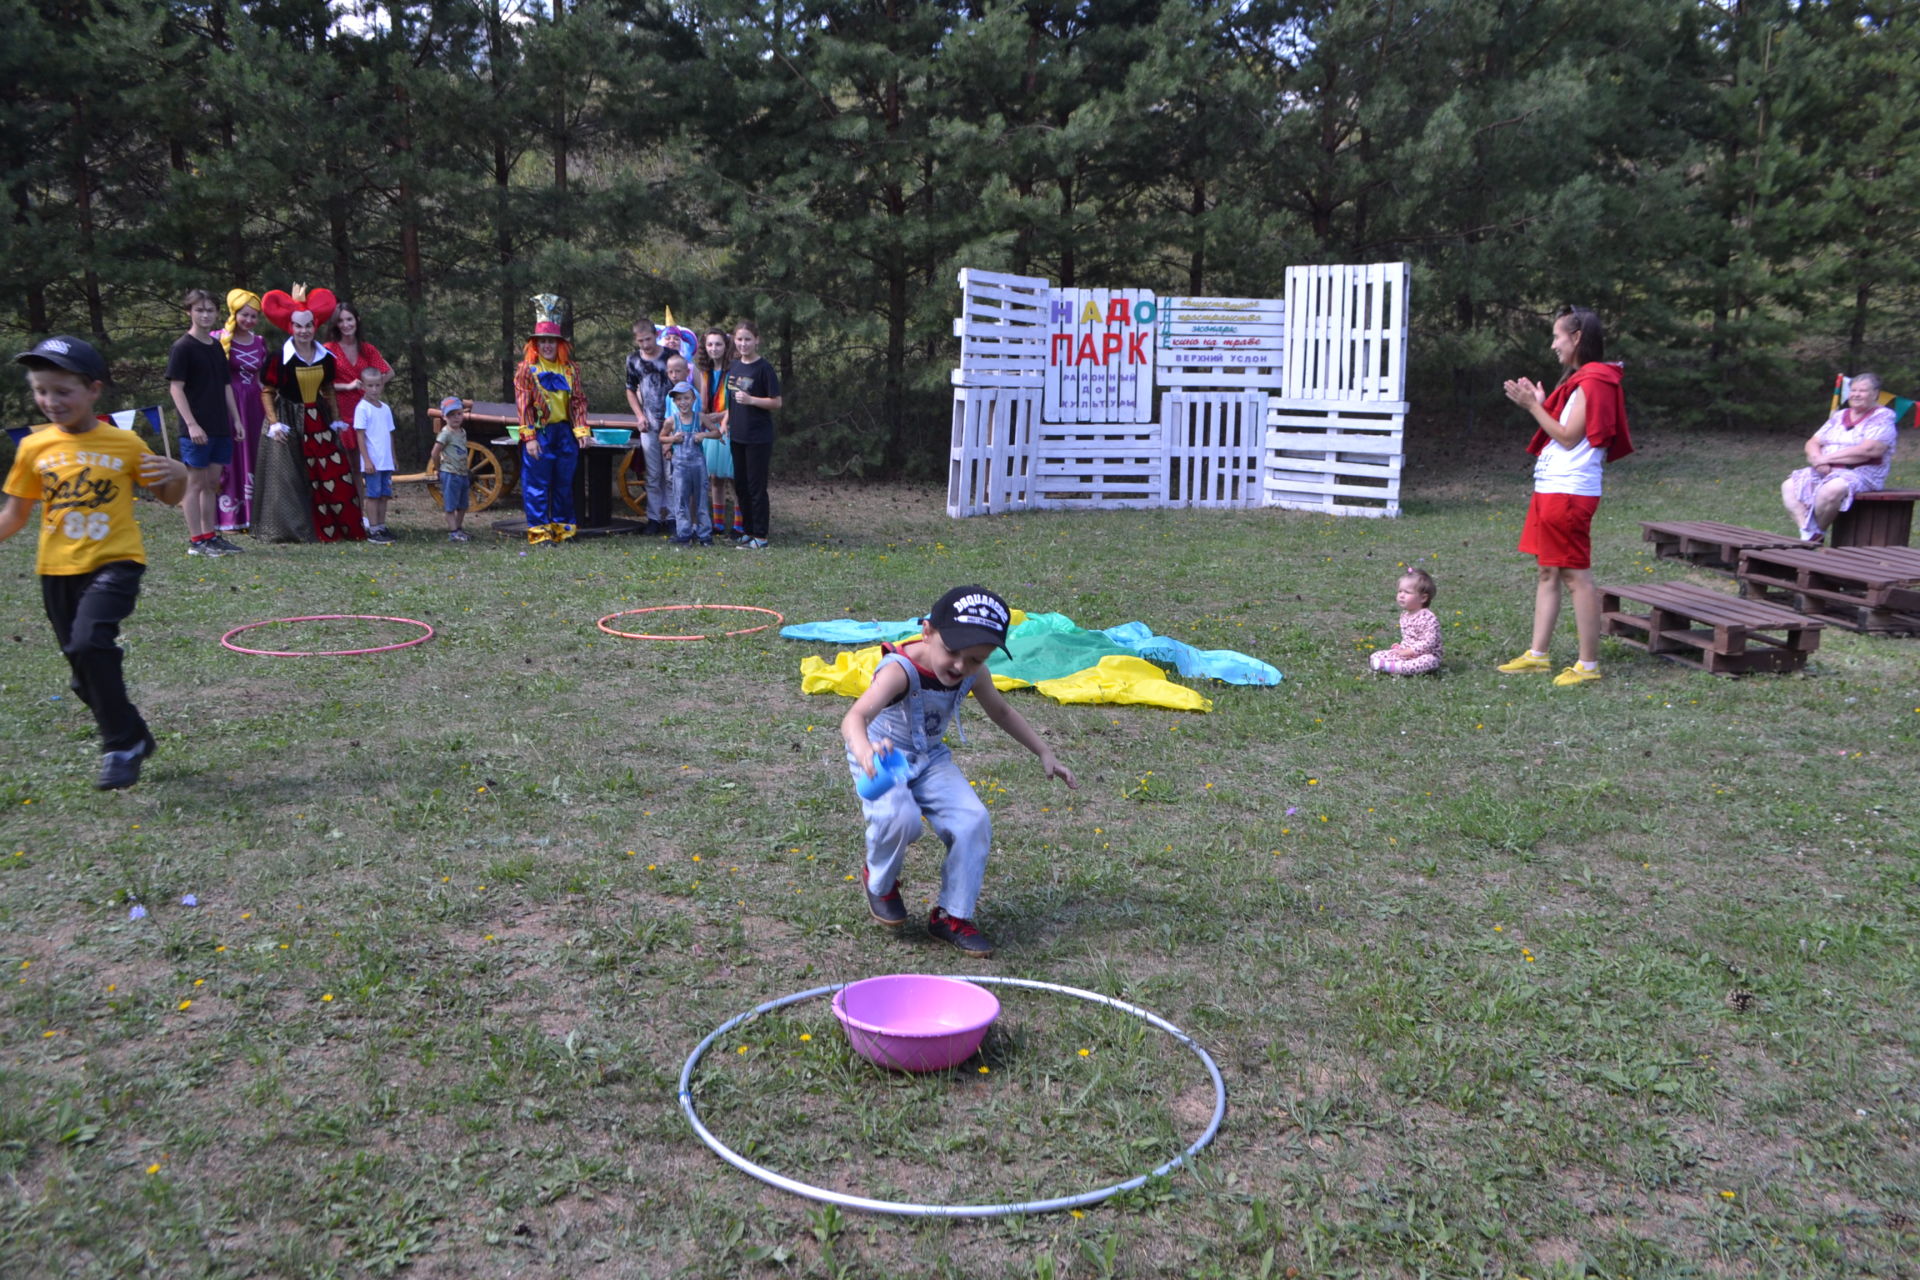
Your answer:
[222,288,262,354]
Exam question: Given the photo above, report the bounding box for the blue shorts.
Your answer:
[180,436,234,469]
[440,472,471,512]
[364,470,395,499]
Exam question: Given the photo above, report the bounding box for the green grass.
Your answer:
[1,428,1916,1278]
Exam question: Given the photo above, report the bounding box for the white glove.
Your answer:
[266,422,290,440]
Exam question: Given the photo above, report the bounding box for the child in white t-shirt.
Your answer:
[355,368,398,545]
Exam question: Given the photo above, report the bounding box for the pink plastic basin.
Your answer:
[831,975,1001,1073]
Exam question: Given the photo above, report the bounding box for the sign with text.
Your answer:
[1044,288,1157,423]
[1156,297,1285,368]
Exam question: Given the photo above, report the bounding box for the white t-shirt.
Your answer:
[355,400,397,471]
[1533,389,1605,497]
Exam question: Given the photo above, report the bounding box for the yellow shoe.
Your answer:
[552,523,577,542]
[1552,664,1602,686]
[527,524,551,545]
[1496,651,1552,674]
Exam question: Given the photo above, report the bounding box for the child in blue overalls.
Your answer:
[840,586,1077,957]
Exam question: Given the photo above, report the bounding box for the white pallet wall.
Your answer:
[1028,423,1164,508]
[1164,392,1268,508]
[946,263,1408,519]
[1282,263,1407,402]
[947,387,1041,517]
[953,268,1049,389]
[1262,397,1406,517]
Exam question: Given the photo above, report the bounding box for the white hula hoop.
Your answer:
[677,975,1227,1217]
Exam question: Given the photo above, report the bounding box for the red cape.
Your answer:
[1529,362,1632,460]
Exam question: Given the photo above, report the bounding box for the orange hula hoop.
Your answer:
[597,604,784,641]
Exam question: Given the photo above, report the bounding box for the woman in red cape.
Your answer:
[1498,307,1632,686]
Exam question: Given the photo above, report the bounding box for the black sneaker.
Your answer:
[187,539,225,557]
[367,528,395,546]
[864,868,907,927]
[96,734,155,791]
[210,534,243,553]
[928,907,994,958]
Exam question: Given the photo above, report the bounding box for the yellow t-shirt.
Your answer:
[534,357,571,427]
[3,423,154,575]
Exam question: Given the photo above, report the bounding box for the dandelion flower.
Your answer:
[800,1034,812,1042]
[147,1163,162,1175]
[321,993,334,1003]
[1078,1048,1091,1057]
[177,999,192,1011]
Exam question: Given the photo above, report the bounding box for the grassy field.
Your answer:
[1,427,1915,1279]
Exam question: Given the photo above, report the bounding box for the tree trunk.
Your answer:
[1187,178,1206,295]
[490,0,516,399]
[1847,279,1870,371]
[70,95,106,342]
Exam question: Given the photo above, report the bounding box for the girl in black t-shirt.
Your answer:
[165,289,242,556]
[725,321,782,548]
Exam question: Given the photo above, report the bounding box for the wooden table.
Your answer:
[1601,580,1826,674]
[1736,544,1920,634]
[1640,520,1811,574]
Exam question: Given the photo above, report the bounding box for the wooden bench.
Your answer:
[1830,489,1918,549]
[1737,544,1920,634]
[1640,520,1810,573]
[1601,581,1826,675]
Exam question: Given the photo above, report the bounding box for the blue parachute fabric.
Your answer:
[1099,622,1284,685]
[778,618,921,645]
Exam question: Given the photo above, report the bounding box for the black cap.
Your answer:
[929,585,1012,655]
[13,335,108,383]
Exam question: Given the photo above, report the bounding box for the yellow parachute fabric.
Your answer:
[1034,655,1214,713]
[799,645,1213,713]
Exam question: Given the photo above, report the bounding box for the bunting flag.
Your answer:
[103,406,164,434]
[788,610,1281,713]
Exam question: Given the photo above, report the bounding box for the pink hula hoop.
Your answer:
[597,604,784,641]
[220,614,437,657]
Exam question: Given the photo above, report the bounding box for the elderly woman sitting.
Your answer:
[1782,372,1899,543]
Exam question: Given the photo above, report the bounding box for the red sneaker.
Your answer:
[928,907,995,959]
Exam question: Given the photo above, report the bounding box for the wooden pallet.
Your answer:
[1601,581,1826,674]
[1830,489,1918,549]
[1736,544,1920,634]
[1640,520,1811,573]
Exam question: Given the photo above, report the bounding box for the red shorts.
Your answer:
[1519,492,1600,569]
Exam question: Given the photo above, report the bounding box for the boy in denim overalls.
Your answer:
[840,586,1077,957]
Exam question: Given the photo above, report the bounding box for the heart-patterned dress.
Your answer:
[265,341,366,542]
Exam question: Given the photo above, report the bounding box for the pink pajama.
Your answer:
[1368,607,1442,675]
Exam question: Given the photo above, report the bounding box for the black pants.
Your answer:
[730,441,772,540]
[41,562,149,752]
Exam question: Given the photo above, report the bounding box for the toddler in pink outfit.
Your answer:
[1369,569,1442,675]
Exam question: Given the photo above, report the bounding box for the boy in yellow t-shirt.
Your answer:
[1,336,188,789]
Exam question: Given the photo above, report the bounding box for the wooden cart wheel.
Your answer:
[431,442,506,513]
[466,442,505,512]
[618,448,648,516]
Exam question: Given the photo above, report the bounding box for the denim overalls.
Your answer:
[847,650,992,919]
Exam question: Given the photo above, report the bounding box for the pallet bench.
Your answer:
[1640,520,1811,574]
[1736,544,1920,634]
[1600,581,1826,675]
[1831,489,1918,549]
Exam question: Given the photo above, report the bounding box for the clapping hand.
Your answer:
[1503,377,1545,409]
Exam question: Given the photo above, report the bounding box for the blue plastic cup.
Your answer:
[856,746,906,800]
